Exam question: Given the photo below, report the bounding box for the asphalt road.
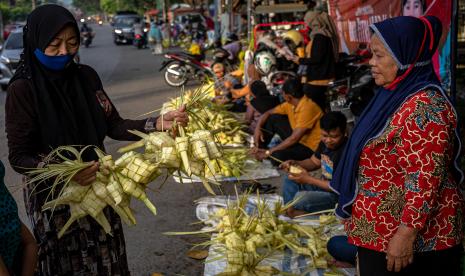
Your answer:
[0,24,212,276]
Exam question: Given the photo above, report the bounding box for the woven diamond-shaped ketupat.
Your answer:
[115,151,137,167]
[120,155,160,184]
[159,146,180,168]
[192,129,213,141]
[176,136,191,176]
[186,160,204,176]
[116,172,157,216]
[81,189,107,218]
[107,174,124,205]
[192,130,221,159]
[192,140,209,161]
[206,141,221,159]
[91,180,135,227]
[192,139,218,175]
[147,132,176,149]
[120,167,129,176]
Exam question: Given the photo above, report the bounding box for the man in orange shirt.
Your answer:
[252,78,323,165]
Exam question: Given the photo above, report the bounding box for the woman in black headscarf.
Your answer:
[245,80,281,133]
[5,5,187,275]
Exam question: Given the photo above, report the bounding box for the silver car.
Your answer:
[0,29,22,90]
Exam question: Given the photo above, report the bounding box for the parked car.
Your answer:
[3,23,23,40]
[112,13,141,45]
[0,29,22,90]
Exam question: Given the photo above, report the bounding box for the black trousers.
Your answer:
[357,246,463,276]
[259,114,314,166]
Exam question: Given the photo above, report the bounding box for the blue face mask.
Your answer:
[34,49,74,71]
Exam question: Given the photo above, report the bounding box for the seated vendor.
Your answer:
[252,78,322,164]
[213,62,261,112]
[280,111,347,218]
[245,80,280,134]
[212,62,240,97]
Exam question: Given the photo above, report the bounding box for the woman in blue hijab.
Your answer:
[330,16,464,275]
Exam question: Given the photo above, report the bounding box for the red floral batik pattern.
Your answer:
[346,89,464,252]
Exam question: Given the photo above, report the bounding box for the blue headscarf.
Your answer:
[329,16,464,219]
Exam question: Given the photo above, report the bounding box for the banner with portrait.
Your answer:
[328,0,454,91]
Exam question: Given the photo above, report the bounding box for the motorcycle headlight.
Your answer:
[0,55,10,64]
[114,29,122,34]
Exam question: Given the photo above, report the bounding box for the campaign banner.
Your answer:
[327,1,400,53]
[328,0,453,91]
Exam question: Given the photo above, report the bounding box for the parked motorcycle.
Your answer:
[328,53,375,123]
[268,70,296,99]
[160,51,213,87]
[211,47,239,72]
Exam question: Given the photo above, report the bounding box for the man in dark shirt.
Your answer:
[280,111,347,218]
[80,23,92,33]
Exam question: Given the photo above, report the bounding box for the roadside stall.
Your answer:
[144,8,160,22]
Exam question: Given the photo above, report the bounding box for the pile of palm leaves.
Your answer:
[165,191,339,275]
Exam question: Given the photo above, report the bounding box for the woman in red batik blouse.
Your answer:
[330,16,464,275]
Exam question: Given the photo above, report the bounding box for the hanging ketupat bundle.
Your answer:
[26,87,248,237]
[26,146,162,238]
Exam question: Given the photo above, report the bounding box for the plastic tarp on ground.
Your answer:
[195,195,356,276]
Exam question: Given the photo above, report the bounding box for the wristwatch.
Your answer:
[144,117,158,132]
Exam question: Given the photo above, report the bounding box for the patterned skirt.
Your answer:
[24,181,130,276]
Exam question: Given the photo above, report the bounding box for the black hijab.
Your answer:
[249,80,280,114]
[10,4,107,160]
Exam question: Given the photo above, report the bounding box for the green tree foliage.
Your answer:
[0,2,31,23]
[73,0,101,13]
[100,0,118,13]
[99,0,159,14]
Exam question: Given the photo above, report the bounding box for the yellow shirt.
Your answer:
[273,96,322,150]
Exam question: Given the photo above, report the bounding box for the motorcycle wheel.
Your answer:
[164,62,188,87]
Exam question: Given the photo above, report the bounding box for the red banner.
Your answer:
[328,1,400,53]
[328,0,453,90]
